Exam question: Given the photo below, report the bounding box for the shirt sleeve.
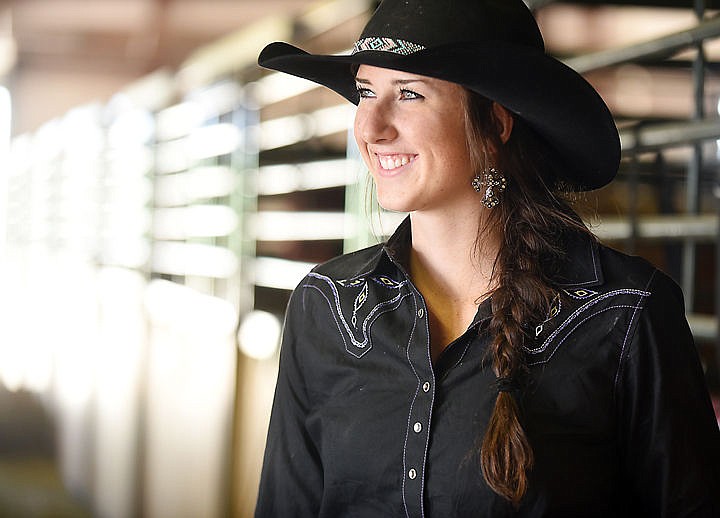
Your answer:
[615,270,720,517]
[255,283,323,517]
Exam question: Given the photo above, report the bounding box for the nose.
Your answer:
[354,101,398,144]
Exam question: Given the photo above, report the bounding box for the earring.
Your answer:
[471,168,507,208]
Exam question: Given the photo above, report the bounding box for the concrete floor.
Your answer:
[0,387,89,518]
[0,459,89,517]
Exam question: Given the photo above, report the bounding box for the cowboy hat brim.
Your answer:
[258,41,620,191]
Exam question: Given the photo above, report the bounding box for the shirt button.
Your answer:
[413,422,422,433]
[417,308,424,318]
[408,468,417,480]
[422,381,431,393]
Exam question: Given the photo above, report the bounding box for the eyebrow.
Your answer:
[355,77,428,86]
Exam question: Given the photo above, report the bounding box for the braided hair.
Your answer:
[463,91,591,504]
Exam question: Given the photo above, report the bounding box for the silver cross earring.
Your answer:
[471,167,507,208]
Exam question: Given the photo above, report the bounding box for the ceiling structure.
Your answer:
[3,0,314,75]
[2,0,711,73]
[0,0,319,132]
[0,0,715,132]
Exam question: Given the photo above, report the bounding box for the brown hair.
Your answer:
[463,91,590,504]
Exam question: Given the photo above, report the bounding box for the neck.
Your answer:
[408,208,499,302]
[408,208,500,361]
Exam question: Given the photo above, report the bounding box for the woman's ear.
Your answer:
[492,102,514,144]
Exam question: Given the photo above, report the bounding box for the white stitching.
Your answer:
[614,303,644,387]
[307,272,410,351]
[614,271,657,389]
[303,285,350,351]
[527,304,645,366]
[401,300,420,518]
[418,290,433,518]
[525,288,650,354]
[563,288,599,300]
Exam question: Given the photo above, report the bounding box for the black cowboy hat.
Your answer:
[258,0,620,191]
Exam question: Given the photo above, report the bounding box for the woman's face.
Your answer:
[353,64,478,215]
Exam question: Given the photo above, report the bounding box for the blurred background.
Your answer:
[0,0,719,516]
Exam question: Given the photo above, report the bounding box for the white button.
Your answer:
[422,381,431,393]
[413,422,422,433]
[417,308,424,318]
[408,468,417,480]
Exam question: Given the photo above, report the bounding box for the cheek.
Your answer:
[446,122,474,165]
[352,112,361,139]
[433,122,471,162]
[352,116,369,158]
[437,145,475,187]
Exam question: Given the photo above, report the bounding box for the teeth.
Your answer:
[378,154,415,170]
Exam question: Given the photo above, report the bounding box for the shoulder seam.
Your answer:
[613,268,658,392]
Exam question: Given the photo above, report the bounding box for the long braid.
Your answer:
[480,203,558,504]
[464,91,590,504]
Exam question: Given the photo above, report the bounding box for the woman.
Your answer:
[255,0,720,516]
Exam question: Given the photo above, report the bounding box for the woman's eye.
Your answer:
[400,89,423,100]
[356,87,375,99]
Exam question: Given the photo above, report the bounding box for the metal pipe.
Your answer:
[619,118,720,153]
[564,15,720,73]
[683,0,706,312]
[592,214,718,242]
[627,154,640,254]
[716,138,720,362]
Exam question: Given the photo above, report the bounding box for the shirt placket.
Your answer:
[402,289,435,518]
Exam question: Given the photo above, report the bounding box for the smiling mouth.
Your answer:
[377,153,417,171]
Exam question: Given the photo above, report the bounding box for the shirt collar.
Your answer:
[383,215,412,269]
[379,215,604,289]
[551,229,604,288]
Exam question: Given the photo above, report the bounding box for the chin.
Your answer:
[376,196,414,214]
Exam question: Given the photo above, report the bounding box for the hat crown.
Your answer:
[359,0,544,52]
[257,0,619,191]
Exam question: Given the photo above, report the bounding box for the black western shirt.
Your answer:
[255,217,720,517]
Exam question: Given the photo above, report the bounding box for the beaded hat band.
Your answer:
[352,37,426,56]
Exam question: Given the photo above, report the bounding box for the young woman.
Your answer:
[255,1,720,516]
